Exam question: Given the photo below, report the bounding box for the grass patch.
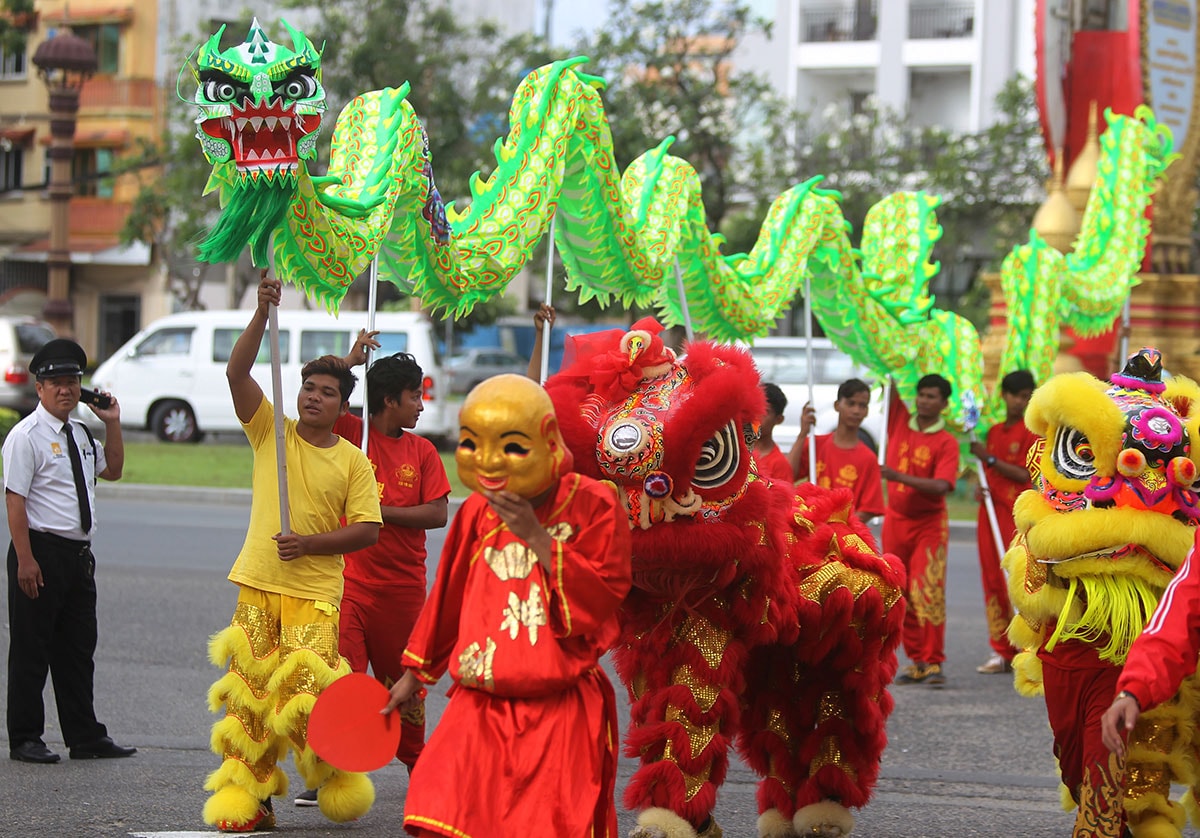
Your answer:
[120,442,253,488]
[114,441,472,497]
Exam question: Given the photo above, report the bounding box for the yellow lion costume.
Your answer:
[1004,348,1200,837]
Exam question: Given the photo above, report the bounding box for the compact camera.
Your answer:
[80,387,113,409]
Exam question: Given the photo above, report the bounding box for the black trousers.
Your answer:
[7,531,107,748]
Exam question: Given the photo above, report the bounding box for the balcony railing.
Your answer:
[800,5,878,43]
[80,77,160,111]
[909,2,974,39]
[69,198,132,238]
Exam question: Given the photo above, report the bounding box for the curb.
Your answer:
[97,484,979,536]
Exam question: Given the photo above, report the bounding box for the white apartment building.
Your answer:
[743,0,1037,132]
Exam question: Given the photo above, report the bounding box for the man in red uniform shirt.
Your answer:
[969,369,1037,675]
[788,378,885,522]
[881,374,960,686]
[752,383,795,483]
[292,335,450,805]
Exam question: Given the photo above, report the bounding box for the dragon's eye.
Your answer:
[202,78,242,103]
[693,421,740,489]
[276,73,318,100]
[1053,427,1096,481]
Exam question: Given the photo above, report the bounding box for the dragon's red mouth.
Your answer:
[199,97,319,175]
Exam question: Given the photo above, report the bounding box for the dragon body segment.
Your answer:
[1004,349,1200,836]
[189,22,1170,432]
[545,321,906,838]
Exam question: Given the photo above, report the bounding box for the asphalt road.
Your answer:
[0,488,1161,837]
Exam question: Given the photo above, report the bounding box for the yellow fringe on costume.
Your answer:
[203,587,374,828]
[1043,574,1162,664]
[1010,652,1045,698]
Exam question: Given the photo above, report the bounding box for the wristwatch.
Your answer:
[985,455,997,467]
[1117,690,1141,710]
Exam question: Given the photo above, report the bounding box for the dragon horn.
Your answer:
[196,24,225,68]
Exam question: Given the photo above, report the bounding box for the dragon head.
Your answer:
[545,319,765,530]
[188,19,327,266]
[1007,348,1200,665]
[192,18,325,179]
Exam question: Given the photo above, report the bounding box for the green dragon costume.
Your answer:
[191,22,1171,438]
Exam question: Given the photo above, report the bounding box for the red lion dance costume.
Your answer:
[545,319,907,838]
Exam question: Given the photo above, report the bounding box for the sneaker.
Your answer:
[218,798,275,833]
[976,654,1012,674]
[294,787,318,806]
[896,662,945,686]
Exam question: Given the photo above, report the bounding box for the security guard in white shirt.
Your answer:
[3,338,135,763]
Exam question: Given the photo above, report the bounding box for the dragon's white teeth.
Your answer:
[249,116,264,131]
[274,148,287,160]
[265,116,278,131]
[245,148,260,162]
[235,117,248,130]
[280,116,292,130]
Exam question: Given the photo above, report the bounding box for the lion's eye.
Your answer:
[693,421,740,489]
[1053,427,1097,480]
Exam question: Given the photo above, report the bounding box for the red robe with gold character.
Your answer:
[400,473,632,838]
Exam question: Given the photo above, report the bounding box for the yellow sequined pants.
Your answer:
[204,585,351,802]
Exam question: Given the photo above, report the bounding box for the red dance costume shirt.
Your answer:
[753,444,794,483]
[798,433,886,518]
[885,396,960,518]
[402,473,632,696]
[334,414,452,588]
[983,419,1038,508]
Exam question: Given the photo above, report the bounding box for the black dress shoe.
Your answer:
[69,736,137,759]
[10,740,61,764]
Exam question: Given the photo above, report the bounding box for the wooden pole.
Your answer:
[803,278,817,484]
[540,215,556,384]
[361,258,379,453]
[268,303,290,535]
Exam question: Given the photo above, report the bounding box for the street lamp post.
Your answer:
[32,28,96,337]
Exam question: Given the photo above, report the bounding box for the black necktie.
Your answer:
[64,422,93,534]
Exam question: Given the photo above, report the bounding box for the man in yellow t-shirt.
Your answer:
[203,274,382,833]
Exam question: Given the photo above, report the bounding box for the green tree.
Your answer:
[735,75,1049,328]
[577,0,778,230]
[0,0,35,58]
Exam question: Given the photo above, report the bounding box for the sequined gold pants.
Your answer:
[204,585,352,802]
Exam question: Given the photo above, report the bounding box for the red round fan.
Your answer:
[307,673,401,772]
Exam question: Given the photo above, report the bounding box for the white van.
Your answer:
[84,309,450,443]
[747,337,885,453]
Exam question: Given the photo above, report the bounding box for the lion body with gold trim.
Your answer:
[545,320,906,838]
[1004,349,1200,837]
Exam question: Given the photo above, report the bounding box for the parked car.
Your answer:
[746,337,885,452]
[0,316,57,415]
[78,309,450,443]
[445,347,529,395]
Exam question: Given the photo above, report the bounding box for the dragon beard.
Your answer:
[198,177,295,267]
